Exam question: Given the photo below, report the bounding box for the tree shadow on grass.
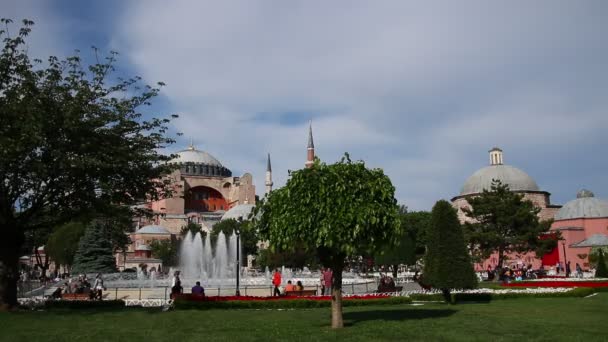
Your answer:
[343,308,457,327]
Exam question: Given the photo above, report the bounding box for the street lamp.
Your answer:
[235,228,241,296]
[562,242,568,276]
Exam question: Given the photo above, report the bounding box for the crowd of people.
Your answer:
[49,273,106,300]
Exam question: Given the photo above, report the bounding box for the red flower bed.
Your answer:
[174,294,390,302]
[502,281,608,288]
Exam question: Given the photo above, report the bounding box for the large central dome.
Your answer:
[459,148,540,196]
[171,145,223,166]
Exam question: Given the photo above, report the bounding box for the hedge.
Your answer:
[409,287,597,303]
[174,296,412,310]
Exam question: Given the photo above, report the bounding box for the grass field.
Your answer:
[1,293,606,342]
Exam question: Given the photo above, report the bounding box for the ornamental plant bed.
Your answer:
[502,281,608,288]
[173,295,412,310]
[409,287,596,303]
[172,294,390,302]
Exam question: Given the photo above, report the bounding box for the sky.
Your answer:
[2,0,607,210]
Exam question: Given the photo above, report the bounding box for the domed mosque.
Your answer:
[143,142,261,234]
[452,147,561,223]
[451,148,564,270]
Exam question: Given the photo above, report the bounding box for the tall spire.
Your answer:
[265,153,273,194]
[188,137,195,150]
[305,120,315,168]
[307,120,314,149]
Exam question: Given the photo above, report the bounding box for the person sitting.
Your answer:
[285,280,295,292]
[171,280,183,299]
[295,281,304,291]
[191,281,205,296]
[51,286,62,299]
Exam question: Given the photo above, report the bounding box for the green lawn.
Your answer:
[1,294,606,342]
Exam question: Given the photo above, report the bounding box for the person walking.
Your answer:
[566,261,571,278]
[576,263,583,278]
[272,269,282,296]
[323,268,333,295]
[93,273,105,300]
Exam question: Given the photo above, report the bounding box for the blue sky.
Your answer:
[2,0,608,210]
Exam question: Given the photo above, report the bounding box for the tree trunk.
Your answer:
[0,227,24,310]
[331,260,344,329]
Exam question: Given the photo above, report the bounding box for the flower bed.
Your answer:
[408,287,595,303]
[502,281,608,288]
[173,295,412,310]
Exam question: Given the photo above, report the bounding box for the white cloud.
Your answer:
[112,1,608,209]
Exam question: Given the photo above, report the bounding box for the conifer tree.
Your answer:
[71,221,117,274]
[424,200,477,301]
[595,250,608,278]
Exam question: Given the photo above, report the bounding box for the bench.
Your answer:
[285,289,317,296]
[171,293,206,301]
[62,293,91,300]
[376,286,403,293]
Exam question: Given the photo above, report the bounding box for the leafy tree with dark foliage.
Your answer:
[595,250,608,278]
[462,180,556,268]
[71,221,117,274]
[0,19,176,309]
[46,221,87,271]
[254,155,400,328]
[375,206,431,277]
[424,200,477,302]
[150,239,179,268]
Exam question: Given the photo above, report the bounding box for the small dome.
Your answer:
[136,225,171,235]
[555,191,608,220]
[171,145,222,166]
[460,165,540,196]
[221,204,255,221]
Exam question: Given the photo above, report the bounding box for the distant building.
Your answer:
[551,190,608,270]
[452,148,562,270]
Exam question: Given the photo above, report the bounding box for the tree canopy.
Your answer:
[462,180,555,268]
[71,221,117,274]
[45,221,87,270]
[424,200,477,299]
[253,155,401,328]
[374,206,431,277]
[0,19,177,309]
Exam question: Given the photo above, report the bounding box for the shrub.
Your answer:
[173,296,412,310]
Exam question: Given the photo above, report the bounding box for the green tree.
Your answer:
[212,219,258,263]
[256,246,319,270]
[424,200,477,301]
[463,180,555,268]
[45,222,87,271]
[401,209,432,258]
[0,19,176,308]
[71,221,117,274]
[254,155,400,329]
[150,239,178,268]
[375,206,431,277]
[180,221,206,238]
[595,249,608,278]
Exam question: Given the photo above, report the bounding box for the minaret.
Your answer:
[489,147,503,165]
[265,153,273,194]
[305,121,315,168]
